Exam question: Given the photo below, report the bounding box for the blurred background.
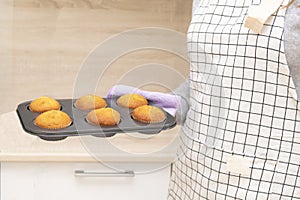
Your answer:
[0,0,192,114]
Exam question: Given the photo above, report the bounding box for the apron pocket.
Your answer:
[197,145,279,199]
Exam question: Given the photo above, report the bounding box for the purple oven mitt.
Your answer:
[106,85,180,116]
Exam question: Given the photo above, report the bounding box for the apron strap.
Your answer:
[244,0,285,34]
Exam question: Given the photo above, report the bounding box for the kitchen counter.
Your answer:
[0,0,191,115]
[0,0,191,164]
[0,111,180,162]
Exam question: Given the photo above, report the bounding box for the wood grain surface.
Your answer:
[0,0,192,114]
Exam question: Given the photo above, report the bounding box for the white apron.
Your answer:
[168,0,300,199]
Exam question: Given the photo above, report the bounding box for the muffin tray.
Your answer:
[16,98,177,141]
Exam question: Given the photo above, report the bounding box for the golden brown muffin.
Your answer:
[29,96,61,113]
[131,105,166,123]
[75,94,107,110]
[86,108,121,126]
[117,94,148,109]
[34,110,72,129]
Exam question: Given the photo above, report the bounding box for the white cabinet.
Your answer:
[1,162,170,200]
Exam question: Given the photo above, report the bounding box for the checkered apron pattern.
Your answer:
[168,0,300,199]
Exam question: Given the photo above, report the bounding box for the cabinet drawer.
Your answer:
[1,162,170,200]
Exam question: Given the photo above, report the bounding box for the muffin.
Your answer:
[29,96,61,113]
[75,94,107,110]
[86,108,121,126]
[131,105,166,123]
[117,94,148,109]
[35,110,72,129]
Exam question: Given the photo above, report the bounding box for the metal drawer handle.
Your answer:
[74,170,135,177]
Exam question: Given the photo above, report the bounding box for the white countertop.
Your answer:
[0,111,180,163]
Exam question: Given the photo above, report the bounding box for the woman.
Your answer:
[109,0,300,199]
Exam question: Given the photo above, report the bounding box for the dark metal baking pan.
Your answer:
[16,98,177,141]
